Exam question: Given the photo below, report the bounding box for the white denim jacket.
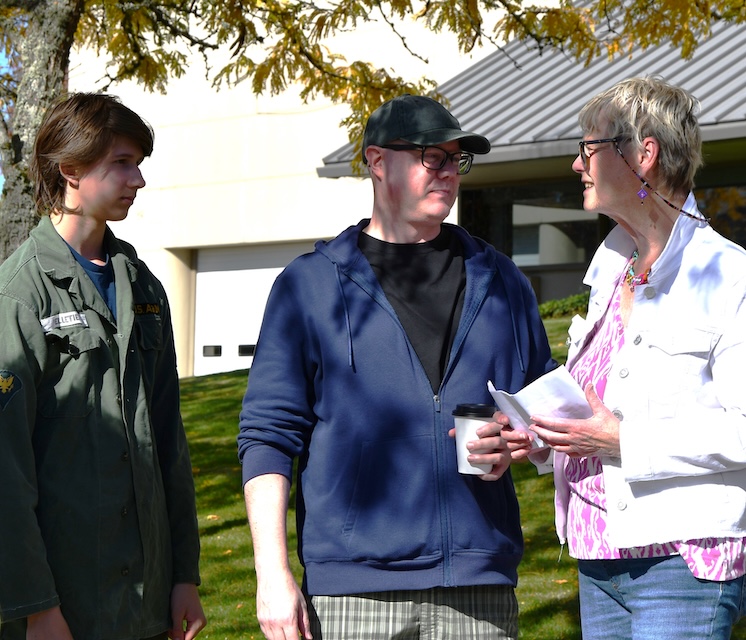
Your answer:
[558,193,746,549]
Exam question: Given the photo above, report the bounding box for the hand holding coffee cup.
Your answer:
[452,404,498,475]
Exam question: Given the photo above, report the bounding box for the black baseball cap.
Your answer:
[362,94,491,163]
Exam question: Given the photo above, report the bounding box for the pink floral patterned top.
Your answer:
[565,268,746,581]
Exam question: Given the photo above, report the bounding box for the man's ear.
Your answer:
[364,145,384,175]
[59,164,79,189]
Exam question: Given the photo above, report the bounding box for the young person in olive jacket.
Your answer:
[0,93,205,640]
[238,95,556,640]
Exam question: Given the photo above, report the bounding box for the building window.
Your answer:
[238,345,256,357]
[512,225,539,266]
[203,345,222,357]
[460,181,607,302]
[459,173,746,303]
[460,181,604,266]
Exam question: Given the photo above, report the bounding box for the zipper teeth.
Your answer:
[433,393,454,586]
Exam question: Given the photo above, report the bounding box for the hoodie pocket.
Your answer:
[341,434,440,565]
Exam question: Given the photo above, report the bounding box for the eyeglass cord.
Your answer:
[616,146,710,224]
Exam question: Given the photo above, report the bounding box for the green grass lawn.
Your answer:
[183,316,746,639]
[543,316,573,365]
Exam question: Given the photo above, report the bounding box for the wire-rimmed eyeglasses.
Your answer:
[381,144,475,175]
[578,137,623,171]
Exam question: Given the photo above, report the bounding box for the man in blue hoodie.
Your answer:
[237,94,555,639]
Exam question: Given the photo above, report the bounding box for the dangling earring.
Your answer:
[637,187,648,204]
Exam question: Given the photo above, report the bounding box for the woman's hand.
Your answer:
[530,383,621,458]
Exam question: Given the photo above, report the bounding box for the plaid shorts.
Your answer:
[308,585,518,639]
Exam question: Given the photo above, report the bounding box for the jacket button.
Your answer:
[617,500,627,510]
[619,368,629,378]
[121,451,129,461]
[612,409,624,421]
[633,335,642,345]
[121,507,128,517]
[121,567,130,576]
[644,287,656,299]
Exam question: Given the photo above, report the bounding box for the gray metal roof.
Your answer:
[319,20,746,177]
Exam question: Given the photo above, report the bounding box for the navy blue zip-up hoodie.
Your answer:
[238,220,555,596]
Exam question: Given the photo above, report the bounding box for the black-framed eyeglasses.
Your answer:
[578,137,623,171]
[381,144,475,175]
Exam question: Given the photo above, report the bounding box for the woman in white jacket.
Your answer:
[505,76,746,639]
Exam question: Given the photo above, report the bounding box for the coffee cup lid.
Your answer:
[452,403,496,418]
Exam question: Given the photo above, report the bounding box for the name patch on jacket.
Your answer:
[40,311,89,333]
[134,302,161,315]
[0,370,23,410]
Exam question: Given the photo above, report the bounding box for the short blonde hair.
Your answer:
[578,76,702,194]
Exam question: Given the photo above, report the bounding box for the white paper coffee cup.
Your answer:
[452,404,496,475]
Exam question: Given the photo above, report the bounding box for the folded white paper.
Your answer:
[488,365,592,450]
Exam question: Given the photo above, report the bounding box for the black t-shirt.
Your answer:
[359,228,466,392]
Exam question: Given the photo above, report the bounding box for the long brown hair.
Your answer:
[30,92,154,216]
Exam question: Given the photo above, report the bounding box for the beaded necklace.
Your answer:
[625,250,651,291]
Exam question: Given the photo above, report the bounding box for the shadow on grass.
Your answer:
[200,516,248,538]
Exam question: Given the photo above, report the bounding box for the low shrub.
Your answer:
[538,291,590,319]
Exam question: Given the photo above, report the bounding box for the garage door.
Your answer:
[193,241,316,377]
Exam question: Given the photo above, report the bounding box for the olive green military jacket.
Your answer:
[0,217,200,639]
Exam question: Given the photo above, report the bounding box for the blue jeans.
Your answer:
[577,555,745,640]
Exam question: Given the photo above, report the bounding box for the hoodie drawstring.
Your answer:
[334,263,354,369]
[500,276,526,374]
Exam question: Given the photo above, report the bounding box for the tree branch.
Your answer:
[0,0,42,9]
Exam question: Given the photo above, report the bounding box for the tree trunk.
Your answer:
[0,0,84,262]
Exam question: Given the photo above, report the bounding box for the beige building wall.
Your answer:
[66,26,489,376]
